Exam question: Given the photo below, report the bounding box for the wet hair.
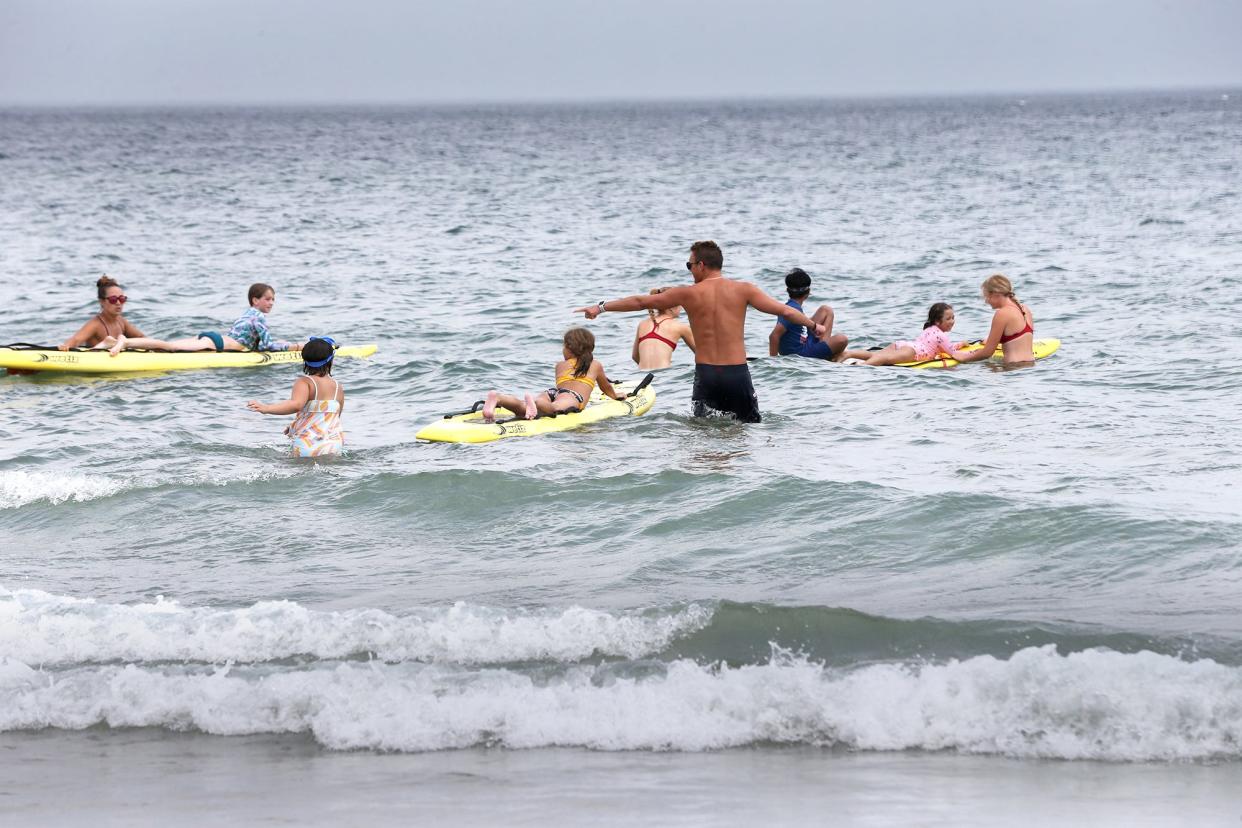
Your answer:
[689,240,723,271]
[301,337,335,376]
[923,302,953,329]
[981,273,1021,310]
[784,268,812,298]
[563,327,595,377]
[97,275,121,299]
[248,283,275,306]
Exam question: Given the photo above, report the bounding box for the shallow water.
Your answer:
[2,92,1241,820]
[3,731,1241,827]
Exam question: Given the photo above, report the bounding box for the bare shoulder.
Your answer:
[740,279,768,300]
[664,284,698,304]
[996,304,1020,320]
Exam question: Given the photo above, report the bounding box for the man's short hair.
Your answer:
[785,268,811,296]
[690,240,723,271]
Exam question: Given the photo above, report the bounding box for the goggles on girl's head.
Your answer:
[302,336,339,368]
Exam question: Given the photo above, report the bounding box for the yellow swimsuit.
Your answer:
[549,371,595,409]
[555,372,596,389]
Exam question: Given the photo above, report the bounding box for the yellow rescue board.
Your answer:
[0,344,377,374]
[416,377,656,443]
[896,338,1061,369]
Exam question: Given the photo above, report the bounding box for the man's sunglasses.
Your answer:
[104,295,128,305]
[685,261,697,271]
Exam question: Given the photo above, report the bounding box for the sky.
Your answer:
[1,0,1240,105]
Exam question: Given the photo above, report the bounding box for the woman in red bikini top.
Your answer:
[954,273,1036,365]
[631,287,696,370]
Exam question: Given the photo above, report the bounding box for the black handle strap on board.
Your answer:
[627,373,654,398]
[443,400,486,419]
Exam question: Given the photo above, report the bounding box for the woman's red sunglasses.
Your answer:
[105,295,128,305]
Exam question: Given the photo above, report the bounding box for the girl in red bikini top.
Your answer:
[632,288,696,370]
[954,274,1036,365]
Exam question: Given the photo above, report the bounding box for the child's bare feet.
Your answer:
[108,335,126,357]
[523,393,537,419]
[482,391,498,422]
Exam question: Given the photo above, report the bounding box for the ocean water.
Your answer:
[2,93,1242,824]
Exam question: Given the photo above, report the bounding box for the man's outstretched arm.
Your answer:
[575,287,692,319]
[747,285,826,338]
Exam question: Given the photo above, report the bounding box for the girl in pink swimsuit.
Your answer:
[841,303,967,366]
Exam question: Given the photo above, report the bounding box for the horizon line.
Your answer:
[0,82,1236,110]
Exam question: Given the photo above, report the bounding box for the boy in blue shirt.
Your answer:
[768,268,848,359]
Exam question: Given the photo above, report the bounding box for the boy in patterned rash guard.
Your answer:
[228,283,302,351]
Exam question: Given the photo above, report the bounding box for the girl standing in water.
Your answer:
[953,274,1035,365]
[632,288,695,370]
[247,337,345,457]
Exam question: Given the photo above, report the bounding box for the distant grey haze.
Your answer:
[1,0,1240,105]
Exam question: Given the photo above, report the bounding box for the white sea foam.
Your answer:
[0,470,126,509]
[182,465,307,488]
[0,588,713,665]
[1,646,1239,761]
[0,467,299,510]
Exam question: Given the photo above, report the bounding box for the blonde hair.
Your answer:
[982,273,1021,309]
[647,286,676,321]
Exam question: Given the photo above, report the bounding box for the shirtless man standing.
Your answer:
[577,241,824,423]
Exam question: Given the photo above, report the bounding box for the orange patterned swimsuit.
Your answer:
[286,376,344,457]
